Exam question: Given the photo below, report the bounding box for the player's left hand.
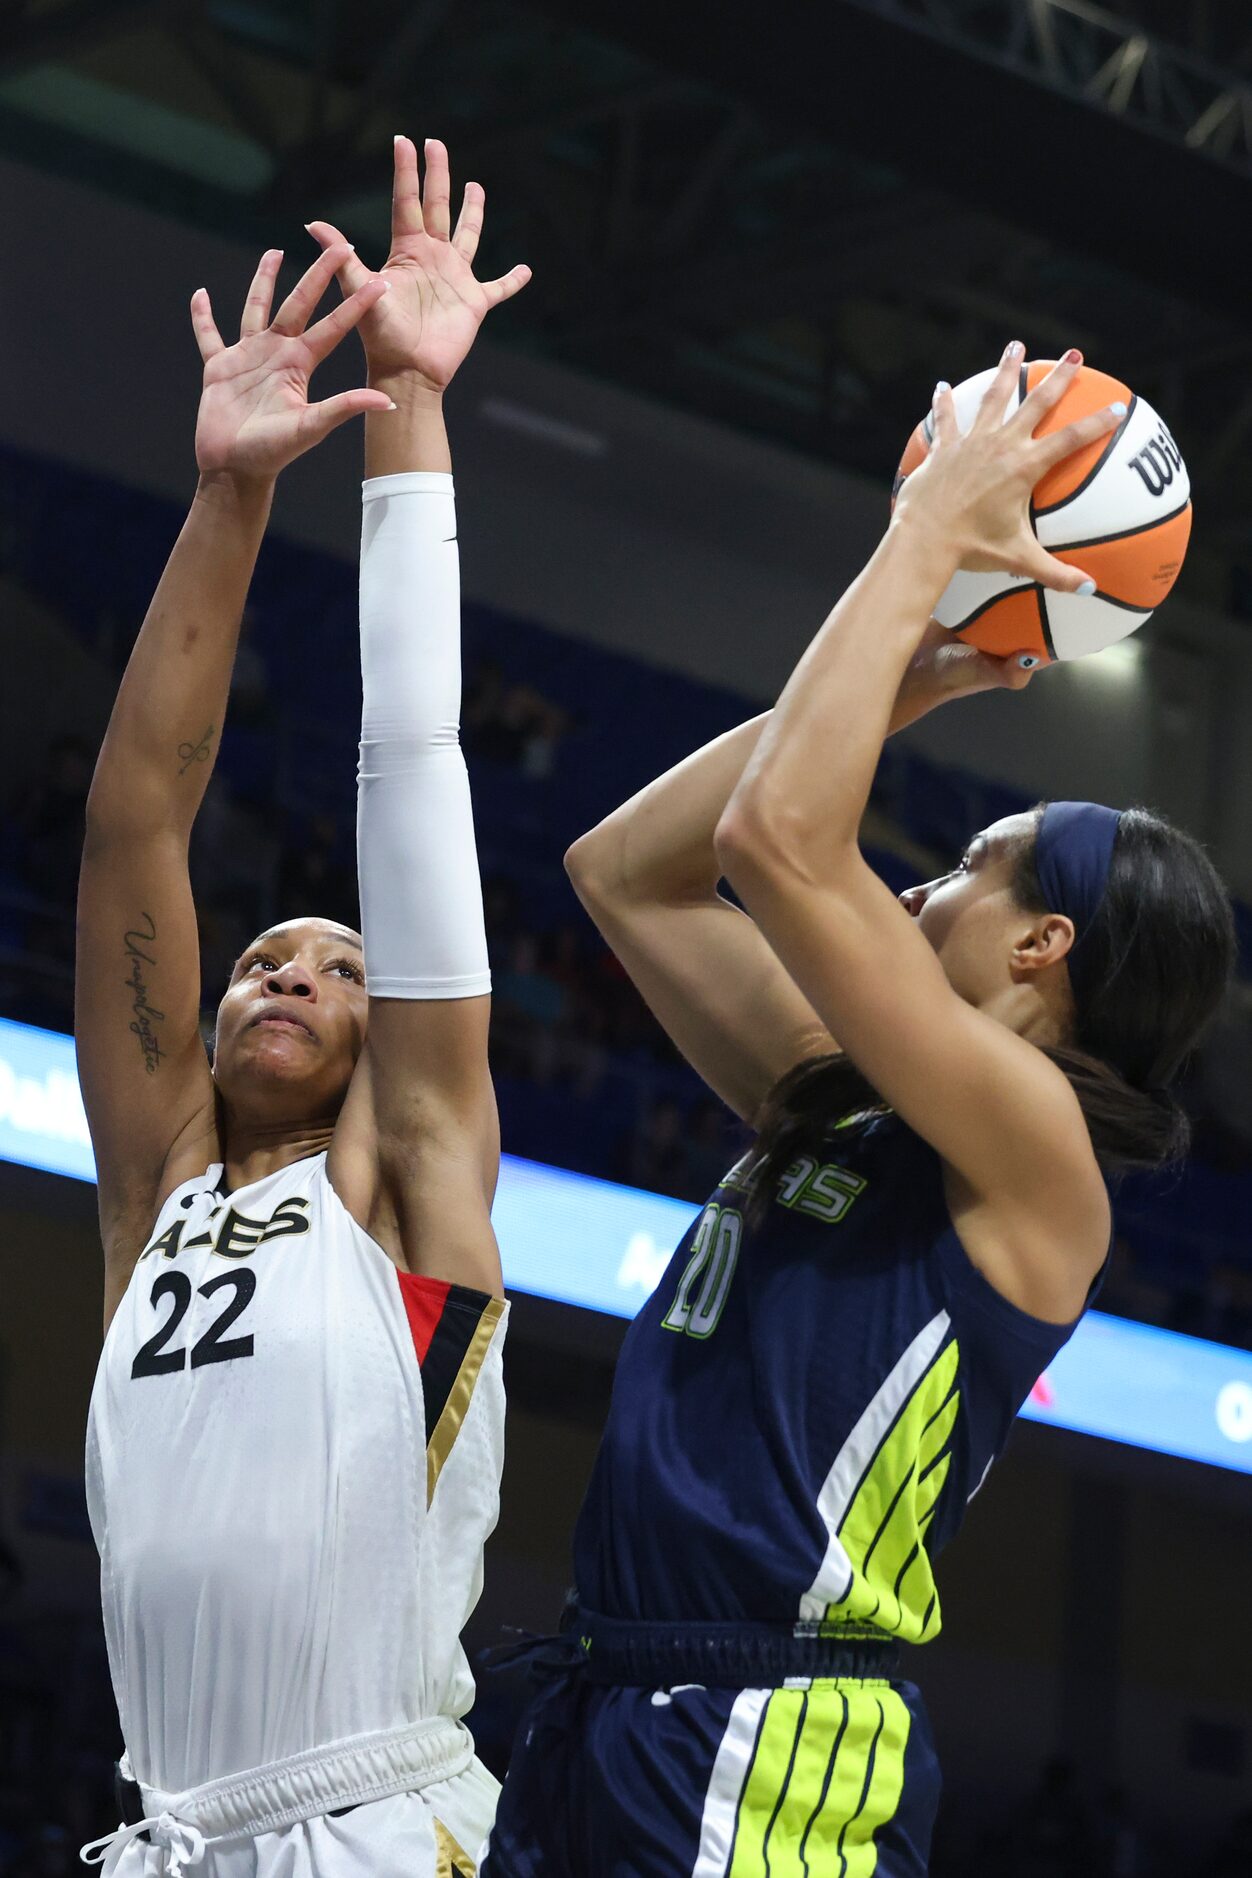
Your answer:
[890,617,1035,732]
[307,136,530,392]
[192,243,393,483]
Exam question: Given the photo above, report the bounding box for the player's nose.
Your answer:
[264,959,318,1000]
[898,883,931,918]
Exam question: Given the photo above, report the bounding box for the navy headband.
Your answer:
[1034,801,1122,1006]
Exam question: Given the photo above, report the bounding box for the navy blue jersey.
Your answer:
[574,1112,1096,1643]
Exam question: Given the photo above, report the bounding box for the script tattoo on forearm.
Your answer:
[124,914,166,1073]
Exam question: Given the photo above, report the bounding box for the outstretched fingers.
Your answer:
[1034,551,1099,596]
[972,339,1025,432]
[929,378,959,446]
[300,386,397,452]
[1013,348,1084,436]
[301,275,391,365]
[1035,399,1126,475]
[392,134,425,241]
[451,181,485,261]
[480,262,532,309]
[421,137,452,240]
[190,287,225,362]
[1007,525,1098,597]
[272,242,355,336]
[240,249,283,338]
[305,220,375,297]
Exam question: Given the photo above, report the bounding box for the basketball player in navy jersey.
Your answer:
[78,141,529,1874]
[481,349,1234,1874]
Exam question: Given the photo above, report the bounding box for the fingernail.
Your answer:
[935,380,951,395]
[387,401,398,412]
[1017,654,1040,670]
[1064,348,1082,365]
[1076,578,1097,596]
[1004,340,1024,362]
[1109,400,1127,417]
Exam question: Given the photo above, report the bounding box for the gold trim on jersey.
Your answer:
[434,1819,476,1876]
[426,1297,505,1506]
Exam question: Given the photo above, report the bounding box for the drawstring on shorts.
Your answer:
[81,1814,207,1875]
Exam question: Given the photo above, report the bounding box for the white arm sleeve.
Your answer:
[357,470,491,999]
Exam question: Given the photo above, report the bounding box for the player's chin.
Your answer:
[245,1018,320,1051]
[231,1031,322,1082]
[913,907,944,954]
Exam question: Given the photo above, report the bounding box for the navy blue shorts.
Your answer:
[480,1672,941,1877]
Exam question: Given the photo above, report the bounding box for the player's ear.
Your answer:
[1011,914,1075,976]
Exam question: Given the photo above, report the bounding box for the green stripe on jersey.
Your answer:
[824,1338,960,1644]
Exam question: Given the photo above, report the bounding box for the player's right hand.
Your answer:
[306,135,530,393]
[191,244,393,483]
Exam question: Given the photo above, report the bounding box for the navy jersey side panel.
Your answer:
[573,1116,1086,1640]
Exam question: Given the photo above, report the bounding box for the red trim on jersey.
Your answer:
[397,1270,452,1365]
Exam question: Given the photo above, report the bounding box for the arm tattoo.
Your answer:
[123,914,166,1073]
[177,726,214,776]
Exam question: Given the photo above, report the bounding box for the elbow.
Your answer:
[715,788,796,893]
[564,828,616,907]
[564,831,598,890]
[712,801,759,887]
[716,788,857,902]
[83,777,185,848]
[563,831,592,883]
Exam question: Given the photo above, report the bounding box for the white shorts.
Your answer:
[101,1755,498,1878]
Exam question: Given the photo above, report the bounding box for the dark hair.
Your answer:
[750,805,1236,1213]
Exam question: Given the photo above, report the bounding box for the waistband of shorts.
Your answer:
[84,1715,472,1859]
[565,1605,900,1688]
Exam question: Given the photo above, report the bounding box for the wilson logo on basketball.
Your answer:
[1127,424,1183,497]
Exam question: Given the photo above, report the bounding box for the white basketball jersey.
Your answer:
[86,1152,508,1797]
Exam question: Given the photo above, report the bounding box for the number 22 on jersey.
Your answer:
[128,1193,310,1381]
[662,1204,742,1340]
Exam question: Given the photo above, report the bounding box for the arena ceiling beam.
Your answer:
[529,0,1252,324]
[843,0,1252,177]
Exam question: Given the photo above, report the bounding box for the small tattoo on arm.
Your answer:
[177,726,214,776]
[124,913,166,1074]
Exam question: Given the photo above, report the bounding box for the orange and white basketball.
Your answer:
[893,362,1192,663]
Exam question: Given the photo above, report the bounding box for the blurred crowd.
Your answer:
[930,1758,1252,1878]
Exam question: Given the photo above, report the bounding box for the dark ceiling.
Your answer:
[1,0,1249,569]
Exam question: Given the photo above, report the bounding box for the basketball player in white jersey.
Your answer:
[76,139,530,1875]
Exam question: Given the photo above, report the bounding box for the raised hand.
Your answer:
[894,343,1120,594]
[192,245,393,483]
[307,135,530,391]
[891,617,1035,733]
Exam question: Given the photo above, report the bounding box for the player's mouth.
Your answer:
[251,1010,315,1039]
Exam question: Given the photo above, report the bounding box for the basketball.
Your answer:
[893,362,1192,664]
